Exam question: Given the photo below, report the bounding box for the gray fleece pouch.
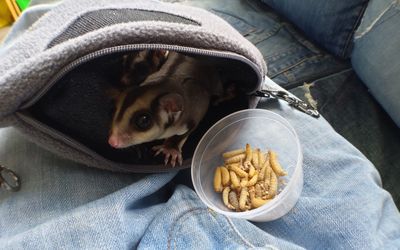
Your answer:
[0,0,267,173]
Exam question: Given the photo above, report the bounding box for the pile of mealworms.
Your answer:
[213,144,287,212]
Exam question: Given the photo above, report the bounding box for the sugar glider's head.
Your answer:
[108,85,184,148]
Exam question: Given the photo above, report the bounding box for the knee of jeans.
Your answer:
[354,0,399,40]
[351,0,400,127]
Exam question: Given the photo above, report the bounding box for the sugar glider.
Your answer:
[108,51,225,166]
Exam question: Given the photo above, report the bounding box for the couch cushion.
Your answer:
[260,0,369,58]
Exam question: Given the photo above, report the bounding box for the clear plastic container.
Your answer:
[191,109,303,222]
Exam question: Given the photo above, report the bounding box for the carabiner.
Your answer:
[253,89,320,118]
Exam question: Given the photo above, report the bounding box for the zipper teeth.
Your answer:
[22,44,263,108]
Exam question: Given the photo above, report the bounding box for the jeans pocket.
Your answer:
[210,9,260,36]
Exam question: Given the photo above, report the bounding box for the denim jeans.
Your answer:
[172,0,351,89]
[1,96,399,249]
[259,0,369,58]
[1,1,400,249]
[352,0,400,127]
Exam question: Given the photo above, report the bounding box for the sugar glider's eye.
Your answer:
[131,112,153,130]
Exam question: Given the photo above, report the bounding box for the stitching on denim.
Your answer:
[354,0,397,40]
[251,24,283,45]
[265,44,304,60]
[283,23,322,55]
[341,2,370,57]
[355,6,399,42]
[224,217,256,247]
[269,54,325,78]
[283,66,352,89]
[167,208,203,250]
[167,208,254,249]
[210,9,258,34]
[270,54,351,88]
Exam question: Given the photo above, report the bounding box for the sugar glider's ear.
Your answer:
[159,93,184,114]
[150,50,169,69]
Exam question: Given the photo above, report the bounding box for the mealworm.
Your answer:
[239,187,249,211]
[213,167,223,192]
[247,174,258,187]
[240,177,248,188]
[269,150,288,176]
[225,153,246,164]
[249,187,269,208]
[251,149,259,169]
[268,171,278,198]
[248,165,256,178]
[223,149,245,159]
[222,187,235,210]
[264,165,272,188]
[229,191,239,210]
[229,164,248,178]
[220,166,230,186]
[245,143,252,162]
[258,164,266,181]
[251,196,270,208]
[230,170,240,189]
[257,149,266,170]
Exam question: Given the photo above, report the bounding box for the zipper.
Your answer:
[15,112,186,173]
[21,44,264,109]
[15,43,264,174]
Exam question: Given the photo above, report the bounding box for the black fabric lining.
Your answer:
[27,52,254,167]
[48,9,200,48]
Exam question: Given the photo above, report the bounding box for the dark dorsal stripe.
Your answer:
[116,53,186,122]
[116,86,146,122]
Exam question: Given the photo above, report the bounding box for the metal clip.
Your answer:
[0,164,21,192]
[254,89,320,118]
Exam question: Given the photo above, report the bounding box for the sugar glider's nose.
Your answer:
[108,135,122,148]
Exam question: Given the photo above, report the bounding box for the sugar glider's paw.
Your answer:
[153,145,183,167]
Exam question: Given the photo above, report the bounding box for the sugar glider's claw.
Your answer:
[153,145,182,167]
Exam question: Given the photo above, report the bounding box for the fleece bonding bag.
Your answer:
[0,0,269,173]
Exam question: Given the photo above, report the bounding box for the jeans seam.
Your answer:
[251,24,283,45]
[223,216,256,248]
[354,0,398,40]
[210,9,258,35]
[167,208,255,249]
[341,2,370,57]
[265,44,304,61]
[269,54,325,79]
[283,23,322,55]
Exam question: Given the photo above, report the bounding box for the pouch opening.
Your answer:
[25,49,259,169]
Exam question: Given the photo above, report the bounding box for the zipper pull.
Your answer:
[0,164,21,192]
[253,89,320,118]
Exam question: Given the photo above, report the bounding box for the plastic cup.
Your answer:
[191,109,303,222]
